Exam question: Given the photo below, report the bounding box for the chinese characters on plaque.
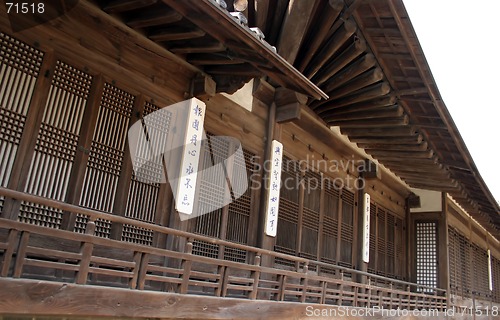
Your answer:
[265,140,283,237]
[362,193,371,263]
[175,98,206,215]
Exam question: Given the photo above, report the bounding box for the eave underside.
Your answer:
[93,0,499,237]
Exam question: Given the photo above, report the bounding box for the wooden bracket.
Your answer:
[359,159,380,180]
[408,193,421,209]
[274,87,307,123]
[191,73,216,99]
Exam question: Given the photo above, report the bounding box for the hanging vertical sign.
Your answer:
[362,193,371,263]
[488,249,493,291]
[264,140,283,237]
[175,98,206,215]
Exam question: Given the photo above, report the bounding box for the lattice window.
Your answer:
[19,60,92,228]
[339,189,354,267]
[386,213,395,276]
[377,208,387,275]
[416,221,437,292]
[225,149,255,262]
[493,256,500,303]
[0,32,43,213]
[394,217,404,279]
[368,203,377,273]
[321,182,338,266]
[191,135,255,263]
[122,101,169,246]
[300,169,320,260]
[448,227,459,295]
[275,156,299,267]
[471,244,490,299]
[77,82,134,237]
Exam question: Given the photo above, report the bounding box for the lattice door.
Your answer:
[0,32,43,213]
[300,169,320,263]
[320,181,339,271]
[77,82,134,237]
[121,101,170,245]
[275,156,300,267]
[19,60,92,228]
[339,189,354,267]
[416,221,437,292]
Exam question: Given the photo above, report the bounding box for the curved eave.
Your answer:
[351,0,500,236]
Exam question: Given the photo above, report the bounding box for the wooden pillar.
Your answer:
[438,192,450,299]
[2,51,55,220]
[61,75,104,230]
[254,79,276,268]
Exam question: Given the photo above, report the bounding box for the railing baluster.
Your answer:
[129,251,142,289]
[367,277,371,308]
[300,262,309,303]
[137,253,150,290]
[217,265,227,297]
[248,254,261,300]
[76,219,95,284]
[179,238,193,294]
[338,271,344,306]
[1,229,19,277]
[13,231,30,278]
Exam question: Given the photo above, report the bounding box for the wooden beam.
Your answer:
[187,53,244,65]
[297,0,344,72]
[276,0,316,64]
[368,148,434,159]
[327,114,409,128]
[304,19,357,79]
[323,105,403,122]
[358,141,428,152]
[149,28,206,42]
[254,0,270,34]
[170,43,226,54]
[326,68,384,101]
[127,8,183,28]
[313,38,367,86]
[317,83,391,113]
[104,0,158,13]
[313,95,397,114]
[341,125,418,137]
[349,134,423,145]
[395,87,428,96]
[204,64,262,77]
[321,54,377,94]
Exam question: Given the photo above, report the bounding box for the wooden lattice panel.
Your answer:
[386,213,395,276]
[493,256,500,303]
[448,227,459,295]
[300,169,320,258]
[225,149,255,262]
[377,208,386,274]
[122,101,168,246]
[368,203,377,273]
[339,189,354,266]
[0,32,43,212]
[19,60,92,228]
[416,221,437,292]
[394,217,404,279]
[77,82,134,237]
[471,244,490,299]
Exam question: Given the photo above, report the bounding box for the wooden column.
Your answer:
[110,95,146,240]
[255,79,276,269]
[61,75,104,230]
[438,192,451,304]
[2,52,55,220]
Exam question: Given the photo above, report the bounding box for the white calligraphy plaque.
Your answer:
[362,193,371,263]
[175,98,206,215]
[264,140,283,237]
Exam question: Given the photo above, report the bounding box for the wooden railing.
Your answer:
[0,187,447,310]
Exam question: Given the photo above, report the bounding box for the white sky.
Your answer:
[403,0,500,203]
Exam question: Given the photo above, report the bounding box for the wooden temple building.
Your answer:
[0,0,499,319]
